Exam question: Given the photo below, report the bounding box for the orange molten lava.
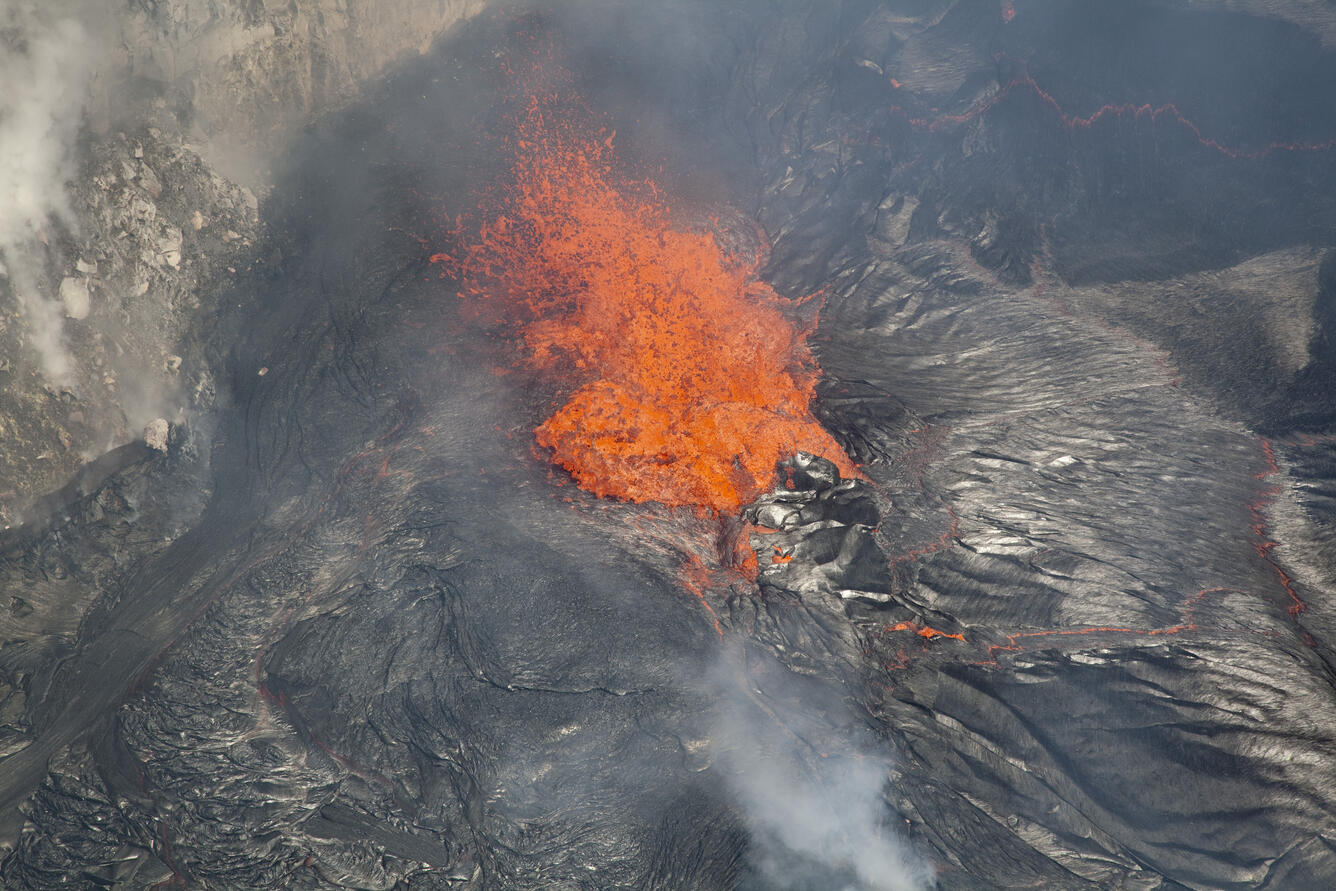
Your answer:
[457,91,857,511]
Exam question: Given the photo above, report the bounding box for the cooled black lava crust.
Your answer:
[3,2,1335,888]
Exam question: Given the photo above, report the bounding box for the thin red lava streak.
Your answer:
[1251,437,1308,619]
[148,824,188,889]
[887,621,965,642]
[1288,431,1336,448]
[255,664,404,796]
[888,56,1336,161]
[679,553,726,637]
[888,505,959,568]
[898,438,1317,670]
[975,586,1241,667]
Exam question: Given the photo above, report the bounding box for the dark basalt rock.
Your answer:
[746,454,903,606]
[2,1,1335,889]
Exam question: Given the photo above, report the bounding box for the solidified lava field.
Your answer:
[2,1,1336,889]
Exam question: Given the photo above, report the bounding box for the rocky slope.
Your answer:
[0,0,484,524]
[91,0,488,184]
[0,1,1334,888]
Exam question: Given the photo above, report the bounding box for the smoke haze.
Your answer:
[0,0,99,381]
[708,646,931,890]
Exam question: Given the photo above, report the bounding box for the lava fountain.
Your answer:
[447,80,857,512]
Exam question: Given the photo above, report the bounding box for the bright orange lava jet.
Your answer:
[454,86,857,512]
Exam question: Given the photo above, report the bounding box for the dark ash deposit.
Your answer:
[2,2,1335,888]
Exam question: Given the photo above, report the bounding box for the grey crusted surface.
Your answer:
[1,1,1335,888]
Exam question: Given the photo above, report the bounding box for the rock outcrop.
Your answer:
[91,0,488,185]
[0,129,255,527]
[0,0,485,525]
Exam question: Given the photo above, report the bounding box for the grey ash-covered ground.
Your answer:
[2,1,1336,888]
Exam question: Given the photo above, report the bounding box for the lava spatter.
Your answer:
[450,81,857,512]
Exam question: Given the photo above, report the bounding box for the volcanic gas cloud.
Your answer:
[453,85,856,512]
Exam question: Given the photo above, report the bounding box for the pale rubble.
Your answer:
[0,128,259,524]
[0,0,494,523]
[143,418,170,452]
[58,277,90,320]
[137,162,163,198]
[87,0,489,188]
[157,225,184,269]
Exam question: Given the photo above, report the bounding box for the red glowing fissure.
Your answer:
[888,55,1336,161]
[887,621,965,642]
[1252,437,1307,617]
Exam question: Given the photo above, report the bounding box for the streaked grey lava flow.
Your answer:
[2,2,1335,889]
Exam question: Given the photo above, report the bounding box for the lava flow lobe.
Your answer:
[450,85,857,512]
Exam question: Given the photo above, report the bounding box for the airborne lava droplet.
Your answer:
[453,81,857,512]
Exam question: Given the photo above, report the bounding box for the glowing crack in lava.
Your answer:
[451,90,857,512]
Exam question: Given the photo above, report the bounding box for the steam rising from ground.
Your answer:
[0,0,99,382]
[709,648,931,890]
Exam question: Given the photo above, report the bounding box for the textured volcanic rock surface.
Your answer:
[2,1,1336,889]
[0,0,485,519]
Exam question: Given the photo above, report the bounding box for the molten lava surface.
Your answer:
[453,91,857,512]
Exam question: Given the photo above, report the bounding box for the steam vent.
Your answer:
[3,1,1336,888]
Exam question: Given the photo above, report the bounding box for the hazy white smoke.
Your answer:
[710,649,933,891]
[0,1,98,382]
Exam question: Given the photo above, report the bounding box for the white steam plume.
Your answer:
[709,647,933,891]
[0,1,99,383]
